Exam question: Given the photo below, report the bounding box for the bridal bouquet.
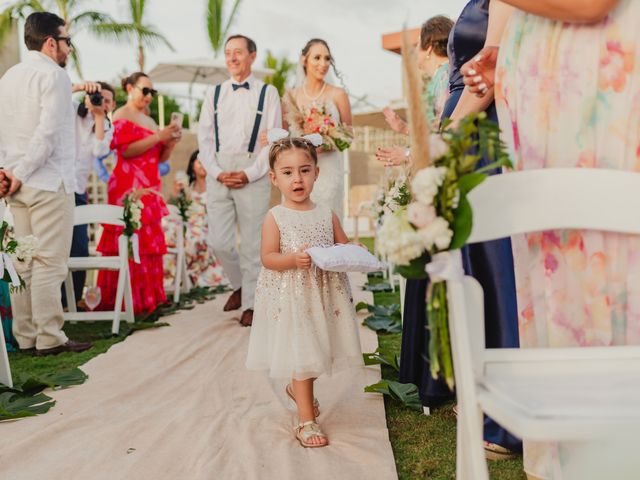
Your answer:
[284,92,354,151]
[376,113,511,388]
[122,191,145,263]
[0,220,37,292]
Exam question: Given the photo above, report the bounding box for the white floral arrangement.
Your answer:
[375,113,511,388]
[122,190,146,264]
[0,221,38,292]
[372,170,412,226]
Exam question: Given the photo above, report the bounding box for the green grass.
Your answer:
[359,237,525,480]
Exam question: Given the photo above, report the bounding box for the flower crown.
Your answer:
[267,128,323,147]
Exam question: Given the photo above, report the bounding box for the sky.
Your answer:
[8,0,468,112]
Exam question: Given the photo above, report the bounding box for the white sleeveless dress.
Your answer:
[245,204,363,380]
[308,101,345,221]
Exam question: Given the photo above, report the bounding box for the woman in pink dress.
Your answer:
[97,72,181,315]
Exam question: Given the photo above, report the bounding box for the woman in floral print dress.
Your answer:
[163,151,227,289]
[466,0,639,477]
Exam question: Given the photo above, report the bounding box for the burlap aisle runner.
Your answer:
[0,273,397,480]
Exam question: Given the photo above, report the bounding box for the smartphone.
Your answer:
[170,112,184,128]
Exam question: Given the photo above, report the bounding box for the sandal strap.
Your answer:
[295,421,326,441]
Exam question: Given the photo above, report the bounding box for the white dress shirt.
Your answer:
[73,101,113,194]
[0,51,76,193]
[198,74,282,183]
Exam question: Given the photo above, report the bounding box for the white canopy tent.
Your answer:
[147,57,274,128]
[148,56,273,85]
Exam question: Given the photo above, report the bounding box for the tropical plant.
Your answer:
[0,0,117,78]
[93,0,174,71]
[206,0,242,57]
[263,50,294,96]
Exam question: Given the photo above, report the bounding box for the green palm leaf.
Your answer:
[0,392,55,420]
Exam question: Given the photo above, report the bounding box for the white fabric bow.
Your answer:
[425,251,464,283]
[131,233,141,264]
[267,128,323,147]
[0,252,21,287]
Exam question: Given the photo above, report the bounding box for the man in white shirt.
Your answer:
[198,34,282,327]
[0,12,92,355]
[61,81,115,308]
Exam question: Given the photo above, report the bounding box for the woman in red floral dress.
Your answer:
[97,72,181,315]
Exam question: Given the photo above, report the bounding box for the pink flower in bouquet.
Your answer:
[407,202,437,228]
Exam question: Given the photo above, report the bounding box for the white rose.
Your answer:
[407,202,437,228]
[417,216,453,251]
[376,209,425,265]
[14,234,38,262]
[411,166,447,205]
[429,134,449,160]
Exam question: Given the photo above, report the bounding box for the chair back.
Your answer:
[467,168,640,243]
[447,168,640,476]
[73,204,124,227]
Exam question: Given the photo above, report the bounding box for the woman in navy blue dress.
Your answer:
[400,0,521,458]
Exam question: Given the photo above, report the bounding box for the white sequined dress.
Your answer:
[245,204,363,380]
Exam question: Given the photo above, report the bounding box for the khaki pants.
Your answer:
[9,185,74,349]
[206,153,271,311]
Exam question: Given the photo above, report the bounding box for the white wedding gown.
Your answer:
[309,101,345,221]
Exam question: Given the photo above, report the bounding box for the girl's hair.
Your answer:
[300,38,348,93]
[186,149,200,185]
[121,72,149,91]
[420,15,454,57]
[268,137,318,169]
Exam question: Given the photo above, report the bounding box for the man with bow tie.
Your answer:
[198,34,282,327]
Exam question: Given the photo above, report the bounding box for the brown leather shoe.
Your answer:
[223,288,242,312]
[36,340,94,357]
[239,309,253,327]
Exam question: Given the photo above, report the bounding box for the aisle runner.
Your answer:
[0,274,397,480]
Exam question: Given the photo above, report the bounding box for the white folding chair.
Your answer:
[0,318,11,388]
[446,168,640,479]
[0,203,12,387]
[64,204,134,335]
[165,205,191,303]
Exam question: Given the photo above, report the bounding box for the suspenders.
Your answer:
[212,83,268,154]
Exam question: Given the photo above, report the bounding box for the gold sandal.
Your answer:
[286,384,320,417]
[295,420,328,448]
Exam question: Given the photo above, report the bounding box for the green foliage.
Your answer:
[362,282,393,292]
[363,348,400,372]
[91,0,174,71]
[0,367,88,421]
[0,0,123,78]
[365,379,422,412]
[360,302,402,334]
[394,252,430,280]
[206,0,242,56]
[263,49,295,97]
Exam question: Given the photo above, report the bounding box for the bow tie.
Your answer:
[232,82,250,91]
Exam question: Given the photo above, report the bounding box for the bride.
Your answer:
[283,39,352,220]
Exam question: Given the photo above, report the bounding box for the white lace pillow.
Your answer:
[305,244,387,273]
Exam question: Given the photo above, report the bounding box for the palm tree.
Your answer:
[0,0,117,78]
[206,0,242,57]
[263,50,294,96]
[92,0,174,72]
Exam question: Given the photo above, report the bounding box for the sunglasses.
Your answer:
[135,85,158,97]
[53,35,72,47]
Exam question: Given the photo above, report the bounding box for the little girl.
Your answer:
[245,135,363,448]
